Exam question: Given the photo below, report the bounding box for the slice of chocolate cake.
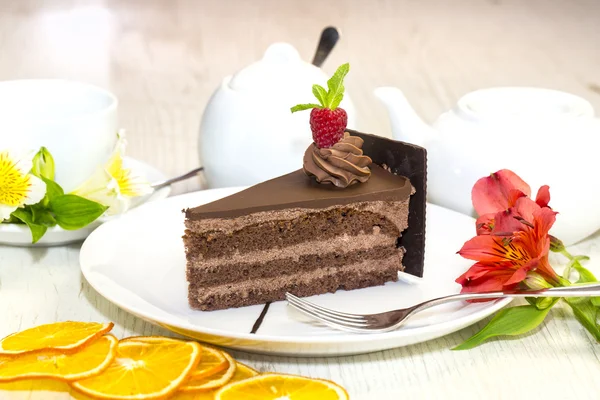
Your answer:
[183,130,426,311]
[184,63,426,311]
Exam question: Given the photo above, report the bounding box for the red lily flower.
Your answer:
[472,169,551,235]
[456,207,559,294]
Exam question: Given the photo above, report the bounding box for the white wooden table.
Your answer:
[2,239,600,399]
[2,0,600,398]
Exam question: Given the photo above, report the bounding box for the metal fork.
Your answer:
[285,283,600,333]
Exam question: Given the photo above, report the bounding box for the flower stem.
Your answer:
[560,248,575,261]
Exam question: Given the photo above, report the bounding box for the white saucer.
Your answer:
[0,157,170,246]
[80,188,511,356]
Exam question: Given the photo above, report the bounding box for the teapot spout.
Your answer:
[374,87,435,148]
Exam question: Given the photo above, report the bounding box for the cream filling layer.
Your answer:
[191,256,403,300]
[188,230,398,270]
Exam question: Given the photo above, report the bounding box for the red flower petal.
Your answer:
[535,185,551,208]
[455,261,507,284]
[460,279,505,294]
[507,189,527,207]
[535,257,559,282]
[493,208,524,234]
[472,170,531,216]
[475,213,495,235]
[532,207,557,238]
[459,269,518,294]
[512,197,540,224]
[504,263,533,286]
[458,235,513,262]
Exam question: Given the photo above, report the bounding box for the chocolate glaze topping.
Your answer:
[186,165,411,220]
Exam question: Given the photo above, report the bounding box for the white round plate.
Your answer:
[0,157,170,247]
[80,188,511,356]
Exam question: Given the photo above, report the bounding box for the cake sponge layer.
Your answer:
[184,201,407,260]
[187,242,402,286]
[188,255,402,311]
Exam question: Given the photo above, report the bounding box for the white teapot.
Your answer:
[199,43,357,188]
[375,86,600,245]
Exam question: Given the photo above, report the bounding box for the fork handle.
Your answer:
[151,167,204,190]
[415,283,600,312]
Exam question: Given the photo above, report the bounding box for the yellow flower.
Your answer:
[0,150,46,221]
[72,131,152,215]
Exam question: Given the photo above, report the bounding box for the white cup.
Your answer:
[0,79,118,192]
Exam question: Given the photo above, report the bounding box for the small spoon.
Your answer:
[151,167,204,190]
[312,26,340,67]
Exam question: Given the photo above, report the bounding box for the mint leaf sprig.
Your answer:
[291,63,349,113]
[5,147,108,243]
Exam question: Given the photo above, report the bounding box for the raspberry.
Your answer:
[290,63,351,148]
[309,108,348,148]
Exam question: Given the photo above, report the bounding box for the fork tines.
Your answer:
[285,292,371,332]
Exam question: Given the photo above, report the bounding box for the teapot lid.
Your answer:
[457,87,595,120]
[228,43,327,94]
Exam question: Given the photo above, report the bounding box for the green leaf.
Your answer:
[41,176,64,202]
[453,305,551,350]
[11,208,48,243]
[565,299,600,341]
[325,63,350,109]
[29,204,57,227]
[49,194,108,230]
[525,297,537,307]
[574,262,597,283]
[312,85,328,107]
[31,147,56,180]
[290,103,321,113]
[568,259,600,306]
[329,93,344,110]
[3,215,21,224]
[35,176,64,208]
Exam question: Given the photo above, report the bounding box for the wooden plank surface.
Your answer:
[1,0,600,398]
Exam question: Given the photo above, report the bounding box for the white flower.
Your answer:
[71,130,152,215]
[0,150,46,221]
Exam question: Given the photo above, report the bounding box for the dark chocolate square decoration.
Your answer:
[347,129,427,278]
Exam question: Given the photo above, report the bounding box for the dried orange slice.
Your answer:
[122,336,228,380]
[71,338,201,399]
[171,362,258,400]
[190,345,228,379]
[179,351,236,392]
[215,373,349,400]
[0,321,114,355]
[229,362,259,381]
[119,336,183,345]
[0,335,117,382]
